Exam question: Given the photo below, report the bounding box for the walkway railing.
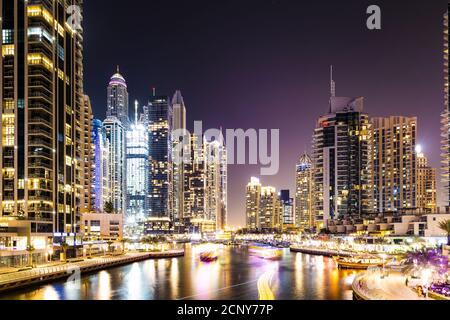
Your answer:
[0,250,185,288]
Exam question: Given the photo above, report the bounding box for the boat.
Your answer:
[200,251,219,262]
[334,255,384,270]
[249,245,282,261]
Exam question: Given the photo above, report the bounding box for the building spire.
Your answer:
[134,100,139,125]
[330,65,336,98]
[329,65,336,113]
[117,65,120,74]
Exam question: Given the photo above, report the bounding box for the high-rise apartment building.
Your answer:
[416,151,437,212]
[107,66,129,126]
[279,190,294,229]
[372,116,417,213]
[103,117,126,215]
[246,177,261,230]
[183,134,206,230]
[313,89,371,228]
[204,139,227,231]
[147,95,172,233]
[0,0,85,261]
[259,187,280,231]
[442,8,450,209]
[80,95,93,214]
[92,119,110,213]
[295,153,315,229]
[125,102,149,233]
[171,90,187,232]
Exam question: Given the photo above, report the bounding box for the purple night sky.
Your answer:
[84,0,447,227]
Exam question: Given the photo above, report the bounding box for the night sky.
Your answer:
[84,0,447,227]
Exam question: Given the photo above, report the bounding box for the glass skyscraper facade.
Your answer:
[103,117,126,215]
[147,95,173,233]
[313,96,371,228]
[125,107,149,234]
[92,119,110,213]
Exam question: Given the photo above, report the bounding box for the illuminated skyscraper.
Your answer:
[183,134,205,228]
[107,67,129,126]
[295,153,315,229]
[259,187,280,231]
[372,116,417,213]
[279,190,294,229]
[171,90,187,232]
[416,151,437,212]
[147,95,173,233]
[103,117,126,215]
[442,8,450,209]
[246,177,261,230]
[0,0,85,260]
[80,95,93,214]
[125,101,149,235]
[204,138,228,231]
[92,119,110,213]
[313,72,372,228]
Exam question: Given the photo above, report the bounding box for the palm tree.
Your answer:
[106,240,114,254]
[438,220,450,246]
[88,243,94,258]
[104,202,114,214]
[26,245,35,268]
[61,242,69,262]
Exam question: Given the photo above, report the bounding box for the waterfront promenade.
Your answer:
[353,271,432,300]
[0,250,184,294]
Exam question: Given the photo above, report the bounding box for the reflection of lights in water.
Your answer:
[43,286,60,300]
[344,273,357,286]
[194,259,221,298]
[97,271,111,300]
[170,258,179,298]
[127,263,142,300]
[294,254,305,295]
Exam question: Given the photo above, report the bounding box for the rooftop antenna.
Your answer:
[330,65,336,98]
[329,65,336,113]
[134,100,139,126]
[152,87,156,97]
[117,65,120,74]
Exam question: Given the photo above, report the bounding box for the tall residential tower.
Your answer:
[0,0,85,259]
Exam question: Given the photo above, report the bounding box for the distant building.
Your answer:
[372,116,417,213]
[246,177,262,230]
[103,117,126,215]
[183,134,206,232]
[416,151,437,212]
[279,190,294,229]
[92,119,111,213]
[204,138,228,231]
[171,91,187,232]
[125,102,149,236]
[147,95,173,233]
[107,67,129,126]
[295,153,315,229]
[313,81,372,228]
[259,187,280,231]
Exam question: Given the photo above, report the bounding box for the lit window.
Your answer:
[2,29,13,44]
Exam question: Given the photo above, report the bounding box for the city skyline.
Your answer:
[1,0,450,304]
[83,0,446,227]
